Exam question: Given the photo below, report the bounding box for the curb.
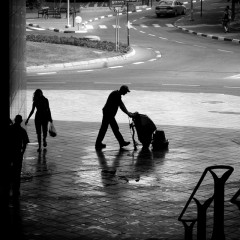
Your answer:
[175,24,240,44]
[27,23,88,33]
[26,47,136,72]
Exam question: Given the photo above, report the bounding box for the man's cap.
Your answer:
[120,85,130,93]
[15,114,23,123]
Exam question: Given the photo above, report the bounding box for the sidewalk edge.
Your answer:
[174,18,240,44]
[26,47,136,72]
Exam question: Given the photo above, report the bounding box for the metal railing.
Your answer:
[178,165,234,240]
[231,187,240,211]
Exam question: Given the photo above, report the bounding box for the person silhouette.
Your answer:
[9,115,29,201]
[222,6,231,33]
[25,89,53,152]
[95,85,134,149]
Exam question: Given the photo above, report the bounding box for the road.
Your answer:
[27,8,240,95]
[26,8,240,129]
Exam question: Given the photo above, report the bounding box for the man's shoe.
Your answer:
[95,143,106,149]
[120,141,130,148]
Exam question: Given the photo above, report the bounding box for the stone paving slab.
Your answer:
[7,118,240,240]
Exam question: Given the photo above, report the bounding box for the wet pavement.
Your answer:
[9,2,240,239]
[6,89,240,240]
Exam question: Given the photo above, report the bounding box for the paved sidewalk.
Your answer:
[5,89,240,240]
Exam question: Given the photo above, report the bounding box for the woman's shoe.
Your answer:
[43,140,47,147]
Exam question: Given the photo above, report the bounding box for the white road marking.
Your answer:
[113,25,121,28]
[224,74,240,79]
[139,31,146,33]
[133,62,144,64]
[148,59,157,61]
[159,37,168,40]
[94,82,131,85]
[156,54,162,58]
[174,41,185,44]
[36,72,57,75]
[148,34,156,36]
[152,24,161,27]
[99,25,107,29]
[28,81,66,84]
[140,24,148,28]
[162,84,200,87]
[166,24,175,27]
[27,26,45,30]
[194,45,207,48]
[108,66,123,69]
[77,70,94,73]
[217,49,233,53]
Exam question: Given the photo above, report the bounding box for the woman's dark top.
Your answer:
[34,96,52,122]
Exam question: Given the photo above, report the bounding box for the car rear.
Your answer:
[155,1,175,16]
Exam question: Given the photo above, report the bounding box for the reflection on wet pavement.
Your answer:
[16,91,240,239]
[27,90,240,129]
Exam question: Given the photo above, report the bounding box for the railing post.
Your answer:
[209,167,234,240]
[181,220,196,240]
[194,196,213,240]
[178,165,234,240]
[230,188,240,211]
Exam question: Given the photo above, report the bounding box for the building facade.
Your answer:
[9,0,26,121]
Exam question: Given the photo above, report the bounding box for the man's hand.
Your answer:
[128,112,133,118]
[128,112,138,118]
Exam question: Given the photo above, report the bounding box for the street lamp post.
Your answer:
[66,0,71,28]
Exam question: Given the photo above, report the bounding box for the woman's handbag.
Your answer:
[49,122,57,137]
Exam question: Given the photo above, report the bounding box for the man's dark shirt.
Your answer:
[103,90,123,117]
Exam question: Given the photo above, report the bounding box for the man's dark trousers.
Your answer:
[96,114,124,145]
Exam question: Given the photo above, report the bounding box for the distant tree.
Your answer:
[26,0,44,9]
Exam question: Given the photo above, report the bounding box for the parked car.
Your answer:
[155,0,186,17]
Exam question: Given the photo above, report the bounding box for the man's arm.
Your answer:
[119,101,133,117]
[25,102,36,125]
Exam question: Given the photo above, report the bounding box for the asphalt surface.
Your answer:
[26,0,240,72]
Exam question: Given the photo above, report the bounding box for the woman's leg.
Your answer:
[35,119,42,151]
[42,120,48,147]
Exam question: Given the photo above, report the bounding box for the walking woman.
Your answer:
[25,89,53,152]
[222,6,231,33]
